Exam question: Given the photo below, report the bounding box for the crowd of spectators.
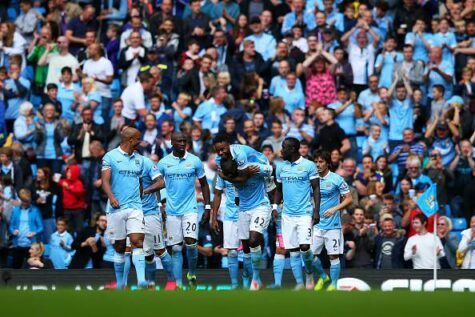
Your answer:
[0,0,474,271]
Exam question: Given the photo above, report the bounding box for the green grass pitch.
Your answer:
[1,290,473,317]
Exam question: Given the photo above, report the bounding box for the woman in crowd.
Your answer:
[24,242,53,269]
[0,21,26,69]
[457,215,475,269]
[73,77,102,125]
[14,101,36,149]
[437,216,459,269]
[232,14,250,48]
[31,166,60,245]
[303,48,337,107]
[35,103,64,174]
[9,188,43,269]
[375,155,393,193]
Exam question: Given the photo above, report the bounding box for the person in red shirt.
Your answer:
[401,198,439,237]
[58,164,87,235]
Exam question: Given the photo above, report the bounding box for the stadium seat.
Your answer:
[452,218,467,231]
[444,205,452,217]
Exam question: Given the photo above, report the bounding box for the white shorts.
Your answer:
[312,228,344,255]
[144,214,165,256]
[281,214,312,250]
[223,220,240,249]
[106,208,145,241]
[166,213,198,246]
[238,205,271,240]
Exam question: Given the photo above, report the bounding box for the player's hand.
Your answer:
[201,207,211,226]
[323,207,337,218]
[246,165,260,175]
[161,211,167,223]
[60,240,66,248]
[412,245,417,255]
[272,208,278,223]
[312,211,320,226]
[13,229,19,236]
[109,196,120,209]
[211,218,220,234]
[27,232,36,238]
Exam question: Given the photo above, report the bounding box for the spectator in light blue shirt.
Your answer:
[193,86,228,135]
[424,47,454,99]
[49,217,74,269]
[357,75,381,115]
[283,108,315,143]
[405,18,432,63]
[282,0,316,36]
[57,67,80,123]
[269,60,302,95]
[242,16,276,61]
[375,37,403,88]
[273,73,305,114]
[323,0,344,33]
[9,188,44,268]
[429,18,457,65]
[362,124,389,161]
[387,75,414,148]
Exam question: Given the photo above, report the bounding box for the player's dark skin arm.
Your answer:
[219,165,260,183]
[142,176,165,195]
[101,169,119,208]
[311,178,321,226]
[211,189,222,233]
[273,182,283,222]
[199,176,211,225]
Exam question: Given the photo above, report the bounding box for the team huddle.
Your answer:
[101,126,352,291]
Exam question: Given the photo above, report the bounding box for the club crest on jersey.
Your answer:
[186,162,193,168]
[152,164,158,171]
[325,182,332,189]
[135,159,141,166]
[297,166,304,171]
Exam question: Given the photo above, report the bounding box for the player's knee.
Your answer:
[248,232,261,248]
[171,244,182,254]
[129,234,144,248]
[114,239,127,253]
[155,248,166,257]
[145,254,154,262]
[184,237,197,245]
[329,255,339,261]
[300,244,310,252]
[228,249,238,258]
[276,247,286,255]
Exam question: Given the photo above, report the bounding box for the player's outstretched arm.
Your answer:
[143,176,165,195]
[311,178,321,225]
[102,169,120,208]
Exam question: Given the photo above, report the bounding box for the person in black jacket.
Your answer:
[0,146,24,193]
[67,106,105,163]
[183,0,211,48]
[118,31,148,88]
[374,217,407,269]
[69,213,107,269]
[229,40,270,91]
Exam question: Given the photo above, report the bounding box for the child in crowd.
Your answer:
[172,92,192,131]
[57,165,86,235]
[429,84,447,122]
[49,217,74,269]
[291,25,308,53]
[363,124,389,161]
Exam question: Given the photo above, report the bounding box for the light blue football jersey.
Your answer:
[49,231,74,269]
[215,175,239,222]
[141,157,162,216]
[276,157,319,216]
[102,147,144,214]
[316,171,350,230]
[157,152,205,216]
[233,163,271,212]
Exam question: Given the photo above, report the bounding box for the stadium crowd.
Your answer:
[0,0,474,274]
